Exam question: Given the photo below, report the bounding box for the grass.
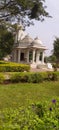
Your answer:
[0,81,59,109]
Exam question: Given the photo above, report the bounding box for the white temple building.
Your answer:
[12,26,47,69]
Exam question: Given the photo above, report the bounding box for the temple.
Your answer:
[12,26,47,68]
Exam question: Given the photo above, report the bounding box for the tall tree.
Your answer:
[53,37,59,63]
[0,0,50,26]
[0,25,14,59]
[0,0,51,59]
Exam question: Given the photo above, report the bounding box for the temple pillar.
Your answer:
[42,52,44,63]
[32,49,35,63]
[27,50,29,63]
[14,49,16,62]
[18,49,21,63]
[36,50,40,63]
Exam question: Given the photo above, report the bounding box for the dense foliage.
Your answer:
[53,37,59,63]
[0,73,5,83]
[0,25,14,59]
[0,71,59,84]
[0,61,30,72]
[10,71,59,83]
[0,61,59,83]
[47,37,59,69]
[0,98,59,129]
[0,0,50,26]
[0,0,51,60]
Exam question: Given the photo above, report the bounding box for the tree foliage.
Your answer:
[0,0,50,26]
[53,37,59,63]
[0,0,51,59]
[0,25,14,59]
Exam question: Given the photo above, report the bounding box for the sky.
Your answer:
[26,0,59,56]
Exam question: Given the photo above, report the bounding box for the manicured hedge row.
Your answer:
[0,71,59,84]
[0,73,5,83]
[0,61,30,72]
[10,72,43,83]
[10,71,59,83]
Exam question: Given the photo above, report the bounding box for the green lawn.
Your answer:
[0,81,59,109]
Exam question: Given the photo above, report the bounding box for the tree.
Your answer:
[0,0,50,26]
[0,0,50,59]
[0,25,14,59]
[45,55,56,63]
[53,37,59,63]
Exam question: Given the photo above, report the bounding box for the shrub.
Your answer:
[10,72,28,83]
[47,72,58,81]
[10,73,21,83]
[0,71,58,84]
[10,72,44,83]
[0,61,30,72]
[54,71,59,80]
[39,72,48,81]
[10,71,59,83]
[0,98,59,129]
[52,63,57,71]
[53,63,59,71]
[33,102,45,117]
[27,73,43,83]
[0,73,5,83]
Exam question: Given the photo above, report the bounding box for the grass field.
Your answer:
[0,81,59,109]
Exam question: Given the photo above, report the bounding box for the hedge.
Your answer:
[0,61,59,83]
[0,73,5,83]
[0,71,59,84]
[0,61,30,72]
[10,71,59,83]
[10,72,44,83]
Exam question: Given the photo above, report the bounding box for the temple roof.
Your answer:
[15,33,46,50]
[28,37,47,50]
[20,35,33,44]
[32,37,43,45]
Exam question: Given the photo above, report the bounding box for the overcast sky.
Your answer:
[26,0,59,56]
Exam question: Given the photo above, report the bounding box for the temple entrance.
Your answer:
[20,52,24,61]
[40,52,42,61]
[29,51,33,62]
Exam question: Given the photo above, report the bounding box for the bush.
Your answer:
[10,71,59,83]
[52,63,57,71]
[0,73,5,83]
[0,98,59,130]
[39,72,48,81]
[33,102,45,117]
[47,72,58,81]
[10,72,44,83]
[10,73,21,83]
[54,71,59,80]
[27,73,43,83]
[0,61,30,72]
[10,72,28,83]
[0,69,58,84]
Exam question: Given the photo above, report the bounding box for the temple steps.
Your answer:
[30,63,53,72]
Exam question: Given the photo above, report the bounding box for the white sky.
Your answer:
[26,0,59,56]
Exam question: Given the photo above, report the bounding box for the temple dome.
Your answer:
[17,35,33,48]
[20,35,33,44]
[31,37,43,46]
[29,37,46,50]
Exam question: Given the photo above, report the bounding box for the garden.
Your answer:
[0,0,59,129]
[0,61,59,129]
[0,82,59,129]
